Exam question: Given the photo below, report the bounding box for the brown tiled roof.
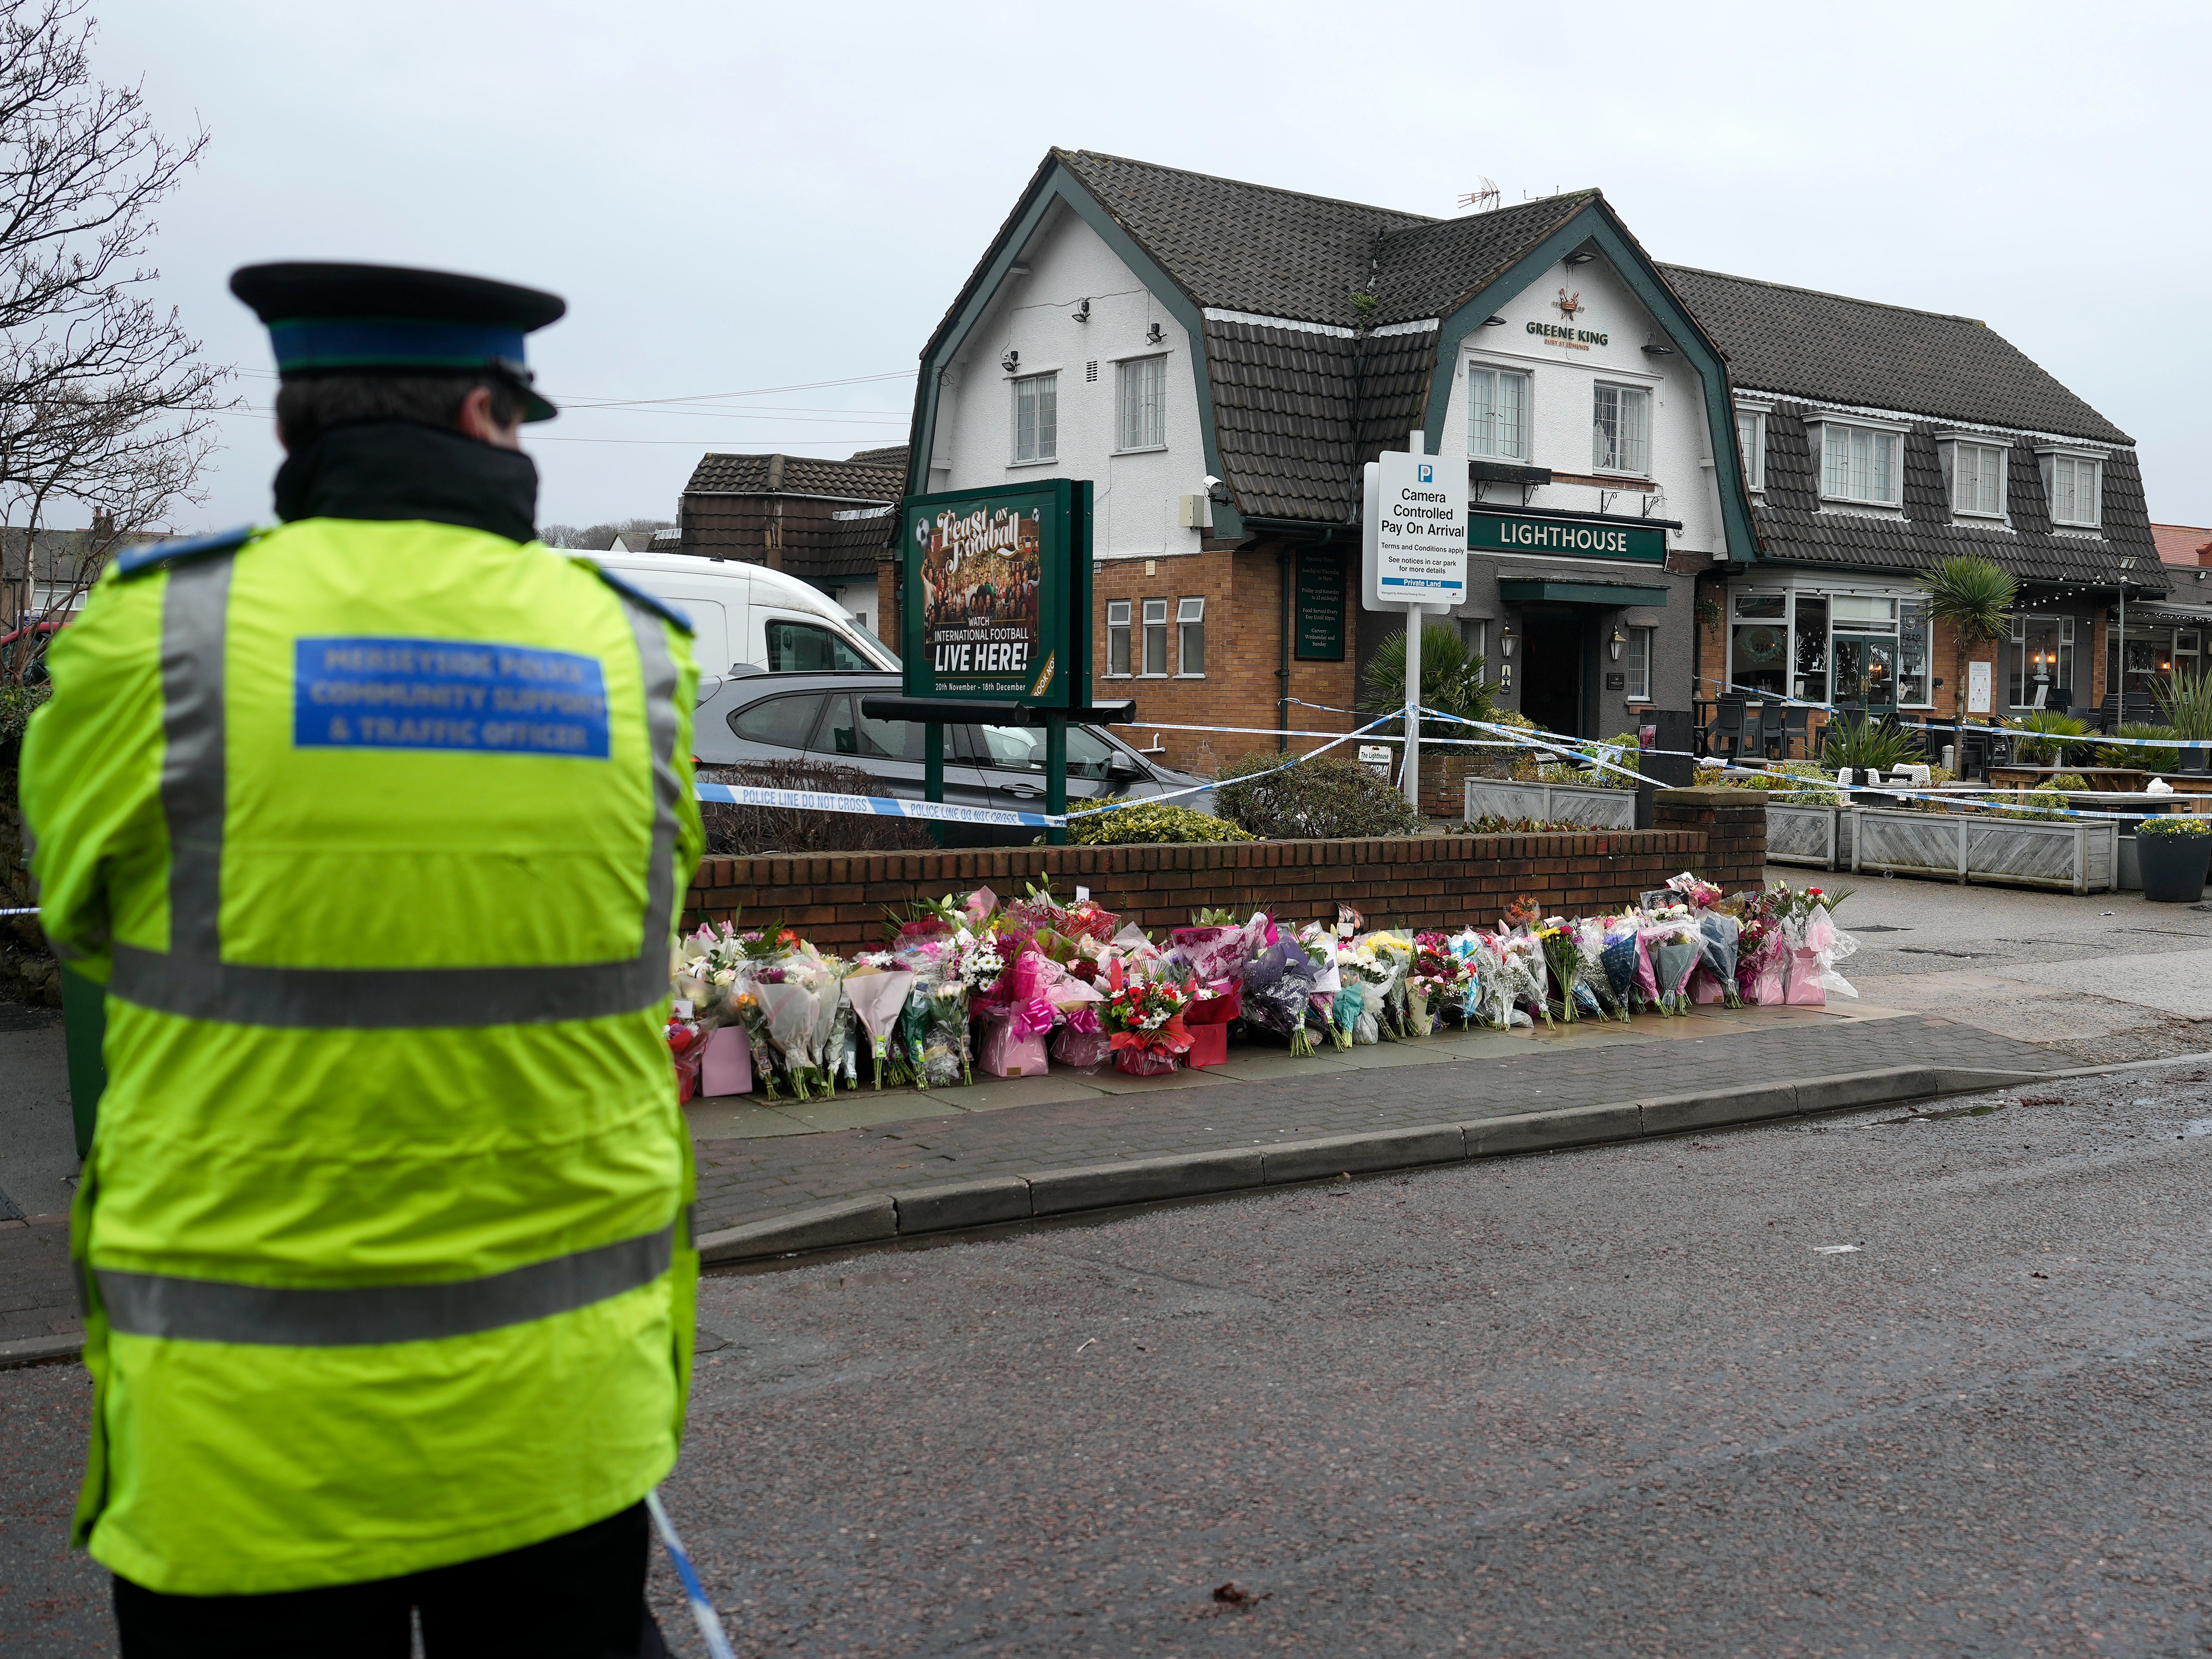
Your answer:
[682,451,906,499]
[1750,402,2164,592]
[1661,265,2129,446]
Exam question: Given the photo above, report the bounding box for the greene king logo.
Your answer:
[1417,463,1434,483]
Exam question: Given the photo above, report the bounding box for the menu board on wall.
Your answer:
[1295,552,1346,661]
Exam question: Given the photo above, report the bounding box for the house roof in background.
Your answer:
[1057,149,1592,328]
[1661,265,2129,447]
[682,447,906,500]
[2152,522,2212,565]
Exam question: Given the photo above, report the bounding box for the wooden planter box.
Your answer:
[1463,775,1637,831]
[1848,808,2116,895]
[1765,803,1851,871]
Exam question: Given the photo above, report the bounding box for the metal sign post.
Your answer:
[1362,431,1468,809]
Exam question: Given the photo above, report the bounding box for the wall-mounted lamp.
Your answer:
[1073,297,1091,324]
[1001,349,1020,374]
[1482,314,1508,327]
[1499,622,1516,659]
[1640,338,1675,357]
[1563,250,1596,267]
[1609,627,1627,661]
[1145,322,1165,345]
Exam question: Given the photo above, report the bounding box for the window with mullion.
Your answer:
[1013,372,1058,463]
[1116,356,1165,451]
[1592,383,1650,474]
[1469,365,1530,461]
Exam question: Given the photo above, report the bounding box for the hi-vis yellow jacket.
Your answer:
[19,516,703,1596]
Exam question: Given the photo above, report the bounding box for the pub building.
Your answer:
[1671,267,2166,742]
[897,150,2156,788]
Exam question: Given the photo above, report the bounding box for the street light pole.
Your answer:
[2117,555,2136,723]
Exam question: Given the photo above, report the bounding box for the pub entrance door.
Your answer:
[1522,612,1586,739]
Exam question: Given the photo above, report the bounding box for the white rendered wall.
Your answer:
[1439,253,1723,558]
[930,199,1210,561]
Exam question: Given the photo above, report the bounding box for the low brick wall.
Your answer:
[683,791,1765,946]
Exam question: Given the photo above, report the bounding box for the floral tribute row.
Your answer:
[664,875,1859,1102]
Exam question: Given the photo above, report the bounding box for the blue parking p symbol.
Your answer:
[1417,463,1433,483]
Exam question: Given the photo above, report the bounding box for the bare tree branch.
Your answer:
[0,0,230,685]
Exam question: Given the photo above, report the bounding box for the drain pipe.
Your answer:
[1277,547,1292,751]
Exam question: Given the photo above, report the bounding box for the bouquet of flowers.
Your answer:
[1643,917,1703,1016]
[1535,919,1585,1023]
[1490,930,1548,1027]
[1294,921,1349,1048]
[1411,932,1461,1033]
[1365,931,1419,1038]
[1597,917,1644,1016]
[1241,932,1323,1056]
[841,959,917,1090]
[1167,910,1265,987]
[1334,937,1393,1044]
[1447,930,1505,1028]
[753,940,843,1097]
[1665,872,1726,911]
[1575,918,1627,1021]
[1100,956,1193,1075]
[1694,910,1744,1007]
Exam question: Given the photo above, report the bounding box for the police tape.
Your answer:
[693,712,1403,830]
[645,1490,737,1659]
[0,905,37,917]
[1694,676,2212,752]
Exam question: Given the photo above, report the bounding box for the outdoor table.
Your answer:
[1989,765,2151,792]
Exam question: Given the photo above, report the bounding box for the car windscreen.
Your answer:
[960,723,1126,779]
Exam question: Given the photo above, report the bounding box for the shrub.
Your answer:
[1822,716,1921,773]
[2048,772,2091,792]
[1448,815,1579,834]
[1358,622,1493,744]
[1510,729,1642,789]
[2002,710,2092,765]
[697,760,935,856]
[1213,752,1424,839]
[1999,787,2069,822]
[2156,668,2212,741]
[2100,722,2182,774]
[1064,800,1254,846]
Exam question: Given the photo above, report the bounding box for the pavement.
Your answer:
[13,1063,2212,1654]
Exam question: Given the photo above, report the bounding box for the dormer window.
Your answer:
[1734,403,1767,491]
[1807,417,1903,508]
[2038,447,2103,528]
[1937,434,2008,520]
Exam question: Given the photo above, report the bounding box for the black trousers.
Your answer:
[112,1501,669,1659]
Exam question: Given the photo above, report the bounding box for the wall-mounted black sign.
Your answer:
[1605,671,1626,690]
[1294,552,1346,661]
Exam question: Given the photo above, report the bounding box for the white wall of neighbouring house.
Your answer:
[928,198,1210,563]
[1441,254,1724,559]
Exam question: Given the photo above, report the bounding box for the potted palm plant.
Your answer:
[2136,816,2211,903]
[1918,556,2016,760]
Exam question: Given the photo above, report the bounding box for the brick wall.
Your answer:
[1091,541,1359,775]
[681,813,1767,948]
[1653,788,1767,892]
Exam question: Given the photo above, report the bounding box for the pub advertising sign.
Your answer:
[900,479,1092,706]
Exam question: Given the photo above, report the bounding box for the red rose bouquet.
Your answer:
[1101,956,1194,1076]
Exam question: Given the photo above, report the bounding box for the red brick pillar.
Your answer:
[1652,787,1768,892]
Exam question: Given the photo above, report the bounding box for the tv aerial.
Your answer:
[1457,176,1500,213]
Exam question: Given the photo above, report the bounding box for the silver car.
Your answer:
[692,669,1215,845]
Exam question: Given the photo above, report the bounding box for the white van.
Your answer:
[583,549,898,686]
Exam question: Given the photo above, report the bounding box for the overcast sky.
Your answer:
[93,0,2212,534]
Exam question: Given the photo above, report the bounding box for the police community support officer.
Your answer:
[19,263,705,1656]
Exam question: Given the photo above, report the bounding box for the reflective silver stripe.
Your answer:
[160,556,234,961]
[96,1223,676,1346]
[627,602,683,963]
[114,570,684,1029]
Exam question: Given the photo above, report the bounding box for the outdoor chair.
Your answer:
[1705,696,1747,763]
[1779,704,1810,760]
[1755,700,1791,760]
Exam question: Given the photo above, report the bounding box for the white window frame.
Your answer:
[1734,405,1767,492]
[2037,446,2104,530]
[1175,596,1206,677]
[1807,417,1906,509]
[1114,353,1167,453]
[1140,597,1169,677]
[1104,599,1132,677]
[2007,612,2075,709]
[1467,362,1533,462]
[1010,370,1058,466]
[1937,433,2009,521]
[1623,625,1653,702]
[1591,382,1652,476]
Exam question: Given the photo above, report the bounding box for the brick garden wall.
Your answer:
[681,790,1767,947]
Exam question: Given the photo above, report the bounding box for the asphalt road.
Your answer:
[10,1069,2212,1654]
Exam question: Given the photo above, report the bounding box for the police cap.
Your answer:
[229,262,566,422]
